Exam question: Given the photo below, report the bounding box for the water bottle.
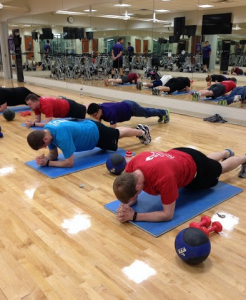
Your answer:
[80,87,83,97]
[125,150,132,163]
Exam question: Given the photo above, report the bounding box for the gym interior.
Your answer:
[0,0,246,299]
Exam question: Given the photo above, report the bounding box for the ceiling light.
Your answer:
[84,9,97,12]
[232,26,241,30]
[23,24,31,27]
[0,3,3,9]
[155,10,170,12]
[160,0,172,2]
[55,10,85,15]
[114,4,131,7]
[198,5,214,8]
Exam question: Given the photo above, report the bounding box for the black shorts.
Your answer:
[65,99,86,119]
[92,120,120,151]
[165,78,186,94]
[121,75,129,84]
[173,147,222,190]
[207,84,226,99]
[113,59,123,69]
[203,57,210,67]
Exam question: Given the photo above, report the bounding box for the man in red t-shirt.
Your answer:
[25,94,86,128]
[104,73,140,86]
[113,147,246,223]
[192,79,237,101]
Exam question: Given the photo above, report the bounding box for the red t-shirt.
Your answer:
[34,97,70,118]
[127,73,138,84]
[125,150,197,205]
[220,81,236,93]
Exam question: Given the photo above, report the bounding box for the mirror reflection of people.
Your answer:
[44,40,51,60]
[231,67,246,76]
[136,75,172,90]
[218,86,246,106]
[127,42,134,69]
[112,38,124,77]
[203,41,211,73]
[151,77,193,96]
[104,73,140,86]
[113,148,246,223]
[206,74,235,87]
[27,119,152,168]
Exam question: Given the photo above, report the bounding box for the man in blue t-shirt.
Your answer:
[203,41,211,73]
[27,119,152,168]
[87,101,170,127]
[112,37,124,77]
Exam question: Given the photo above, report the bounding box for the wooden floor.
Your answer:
[0,80,246,300]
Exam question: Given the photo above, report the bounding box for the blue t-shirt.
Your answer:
[127,46,134,55]
[100,101,132,125]
[203,46,211,58]
[112,43,123,60]
[45,119,99,159]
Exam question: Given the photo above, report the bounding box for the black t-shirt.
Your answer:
[211,75,226,82]
[165,77,190,92]
[0,87,34,106]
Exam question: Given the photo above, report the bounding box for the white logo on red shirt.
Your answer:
[146,152,175,161]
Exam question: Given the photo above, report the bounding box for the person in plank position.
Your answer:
[104,73,140,86]
[0,87,39,112]
[113,147,246,222]
[87,100,170,127]
[205,74,236,87]
[151,77,193,96]
[24,94,86,128]
[27,119,151,168]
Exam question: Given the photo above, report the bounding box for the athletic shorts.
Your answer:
[207,84,226,99]
[113,59,123,69]
[173,147,222,190]
[203,57,210,68]
[65,99,86,119]
[121,75,129,84]
[151,79,162,88]
[92,120,119,151]
[165,78,186,94]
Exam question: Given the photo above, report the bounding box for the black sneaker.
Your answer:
[152,88,160,96]
[136,124,145,143]
[142,125,151,145]
[238,163,246,178]
[158,109,170,123]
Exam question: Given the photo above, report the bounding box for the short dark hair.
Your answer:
[87,103,101,115]
[206,75,212,82]
[27,131,46,150]
[118,37,123,42]
[230,77,237,83]
[205,41,209,43]
[25,93,39,103]
[47,40,50,43]
[128,42,131,45]
[113,172,138,203]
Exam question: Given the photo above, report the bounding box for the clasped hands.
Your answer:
[25,120,34,128]
[36,154,49,166]
[116,203,135,223]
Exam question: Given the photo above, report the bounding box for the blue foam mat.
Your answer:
[163,89,196,95]
[21,123,44,130]
[114,83,136,86]
[200,96,224,102]
[104,182,243,237]
[0,106,30,114]
[25,148,130,178]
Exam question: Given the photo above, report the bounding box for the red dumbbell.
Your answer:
[189,216,211,229]
[200,221,223,237]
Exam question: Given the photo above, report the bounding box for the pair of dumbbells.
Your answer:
[189,216,223,237]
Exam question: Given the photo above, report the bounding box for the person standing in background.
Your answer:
[127,42,134,70]
[44,40,51,61]
[203,41,211,73]
[112,38,124,77]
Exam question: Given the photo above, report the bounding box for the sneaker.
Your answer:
[104,78,109,86]
[152,88,160,96]
[158,109,170,123]
[222,149,234,161]
[218,100,228,106]
[233,95,241,102]
[142,125,151,145]
[136,124,145,143]
[192,92,199,101]
[136,82,143,90]
[238,163,246,178]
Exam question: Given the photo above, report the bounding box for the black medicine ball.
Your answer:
[3,109,15,121]
[106,153,126,175]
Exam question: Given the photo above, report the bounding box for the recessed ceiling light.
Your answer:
[198,5,214,8]
[55,10,85,15]
[114,4,131,7]
[23,24,31,27]
[155,10,170,12]
[84,9,97,12]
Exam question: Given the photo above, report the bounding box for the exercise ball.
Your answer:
[175,227,211,265]
[106,153,126,175]
[3,109,15,121]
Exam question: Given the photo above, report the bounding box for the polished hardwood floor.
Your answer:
[0,80,246,299]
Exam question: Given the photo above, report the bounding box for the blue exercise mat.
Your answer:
[200,96,224,102]
[104,182,243,237]
[25,148,130,178]
[114,83,136,86]
[0,106,30,114]
[163,90,197,95]
[21,123,44,130]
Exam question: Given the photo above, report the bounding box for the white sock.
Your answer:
[143,82,147,86]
